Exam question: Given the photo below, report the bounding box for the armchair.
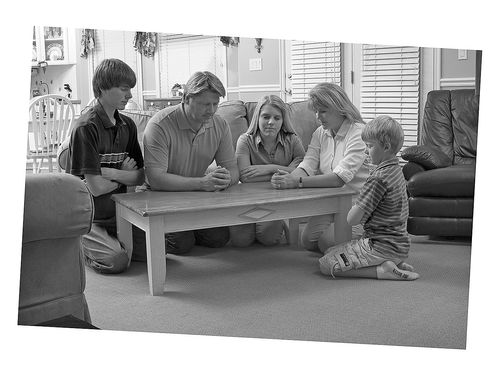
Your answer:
[401,89,479,237]
[18,173,94,325]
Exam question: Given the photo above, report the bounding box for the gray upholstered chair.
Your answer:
[18,173,94,325]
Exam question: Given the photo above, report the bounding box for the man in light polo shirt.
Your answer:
[137,71,239,254]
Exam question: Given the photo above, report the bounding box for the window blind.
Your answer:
[360,45,420,159]
[290,41,342,101]
[158,34,226,98]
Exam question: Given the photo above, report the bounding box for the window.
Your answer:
[157,34,227,98]
[360,45,421,158]
[90,30,140,102]
[289,40,342,101]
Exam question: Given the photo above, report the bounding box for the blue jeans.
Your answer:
[132,225,230,261]
[81,221,130,274]
[229,220,286,247]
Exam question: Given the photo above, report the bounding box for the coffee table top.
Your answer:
[112,182,354,217]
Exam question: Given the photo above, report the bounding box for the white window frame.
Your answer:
[155,34,227,100]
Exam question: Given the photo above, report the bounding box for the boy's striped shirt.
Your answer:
[356,157,410,259]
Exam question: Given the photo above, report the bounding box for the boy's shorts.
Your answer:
[319,238,401,276]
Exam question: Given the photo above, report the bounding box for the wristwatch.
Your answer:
[298,176,303,188]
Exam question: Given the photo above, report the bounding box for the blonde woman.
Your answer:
[271,83,371,253]
[230,95,305,247]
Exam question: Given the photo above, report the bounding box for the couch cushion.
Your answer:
[451,89,478,165]
[120,109,156,150]
[421,90,454,163]
[407,217,472,237]
[409,197,474,218]
[216,100,249,147]
[289,100,319,148]
[245,102,258,126]
[57,136,70,170]
[216,99,319,150]
[407,164,475,197]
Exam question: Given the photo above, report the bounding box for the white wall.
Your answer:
[30,64,77,98]
[35,29,479,111]
[440,48,477,90]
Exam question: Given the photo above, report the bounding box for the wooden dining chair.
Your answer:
[27,94,75,173]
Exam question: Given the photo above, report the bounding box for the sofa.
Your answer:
[117,99,320,151]
[18,173,94,325]
[215,100,319,150]
[58,100,320,169]
[401,89,479,237]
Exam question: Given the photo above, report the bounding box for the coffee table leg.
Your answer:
[145,217,166,296]
[288,218,300,247]
[116,205,133,267]
[333,198,352,244]
[288,217,309,248]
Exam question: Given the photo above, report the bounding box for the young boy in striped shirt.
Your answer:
[319,115,419,280]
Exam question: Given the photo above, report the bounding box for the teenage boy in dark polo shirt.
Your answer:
[66,58,144,274]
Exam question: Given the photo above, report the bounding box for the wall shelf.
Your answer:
[144,97,182,110]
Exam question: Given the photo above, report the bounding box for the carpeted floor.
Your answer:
[84,235,471,349]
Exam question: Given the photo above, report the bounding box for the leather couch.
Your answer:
[58,100,319,167]
[216,99,320,149]
[18,173,94,325]
[401,89,479,237]
[124,99,319,151]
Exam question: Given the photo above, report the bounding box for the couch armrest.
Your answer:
[401,145,452,170]
[23,174,94,243]
[402,161,426,181]
[407,164,476,197]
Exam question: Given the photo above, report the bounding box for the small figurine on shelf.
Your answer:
[64,83,72,99]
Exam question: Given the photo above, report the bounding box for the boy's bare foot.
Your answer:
[397,262,415,272]
[376,261,419,281]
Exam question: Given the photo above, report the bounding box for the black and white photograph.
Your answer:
[3,1,499,375]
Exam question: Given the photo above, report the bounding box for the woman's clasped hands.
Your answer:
[271,169,299,189]
[240,164,276,180]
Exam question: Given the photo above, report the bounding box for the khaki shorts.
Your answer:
[319,238,401,276]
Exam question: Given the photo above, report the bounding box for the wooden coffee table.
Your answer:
[112,182,354,295]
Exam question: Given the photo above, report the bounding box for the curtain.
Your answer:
[134,32,158,58]
[80,29,95,58]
